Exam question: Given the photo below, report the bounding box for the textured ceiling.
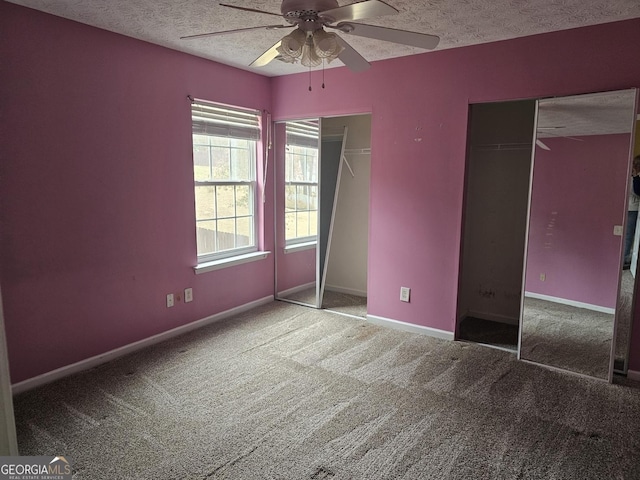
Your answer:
[7,0,640,77]
[537,89,638,138]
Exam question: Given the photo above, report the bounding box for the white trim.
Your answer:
[12,295,274,395]
[276,282,315,298]
[367,315,454,341]
[524,291,615,314]
[628,370,640,382]
[194,251,271,274]
[466,310,519,326]
[325,284,367,298]
[284,241,316,254]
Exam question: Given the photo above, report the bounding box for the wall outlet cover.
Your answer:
[400,287,411,302]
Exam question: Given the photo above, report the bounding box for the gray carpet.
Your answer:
[520,297,613,380]
[322,291,367,318]
[13,301,640,479]
[279,288,367,318]
[280,286,317,306]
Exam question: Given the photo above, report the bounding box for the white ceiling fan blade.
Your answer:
[336,22,440,49]
[181,25,287,40]
[250,40,282,67]
[219,3,282,17]
[536,139,551,151]
[320,0,398,23]
[537,130,585,141]
[335,36,371,72]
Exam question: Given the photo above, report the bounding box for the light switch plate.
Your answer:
[613,225,624,236]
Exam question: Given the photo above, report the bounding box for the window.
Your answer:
[191,101,260,262]
[285,121,319,245]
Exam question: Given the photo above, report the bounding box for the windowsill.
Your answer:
[284,241,317,254]
[194,251,271,274]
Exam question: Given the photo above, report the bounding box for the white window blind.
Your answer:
[286,120,319,148]
[191,101,261,141]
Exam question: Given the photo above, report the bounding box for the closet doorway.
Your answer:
[275,114,371,319]
[456,100,536,352]
[457,90,638,383]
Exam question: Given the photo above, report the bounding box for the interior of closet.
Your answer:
[320,115,371,318]
[456,100,536,351]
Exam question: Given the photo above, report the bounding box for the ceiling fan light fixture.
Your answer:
[277,28,306,58]
[312,29,344,60]
[301,36,323,67]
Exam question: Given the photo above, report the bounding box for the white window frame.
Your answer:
[191,100,261,264]
[285,121,319,246]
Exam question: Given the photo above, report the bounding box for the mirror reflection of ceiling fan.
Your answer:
[535,126,585,151]
[181,0,440,72]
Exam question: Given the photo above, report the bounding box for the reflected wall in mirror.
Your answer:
[520,89,638,380]
[275,119,320,307]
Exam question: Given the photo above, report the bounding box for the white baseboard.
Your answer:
[466,310,519,326]
[628,370,640,382]
[277,282,315,298]
[325,284,367,297]
[367,315,454,341]
[524,292,615,314]
[12,295,274,395]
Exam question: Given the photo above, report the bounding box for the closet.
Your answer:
[275,114,371,318]
[457,89,638,382]
[457,100,536,350]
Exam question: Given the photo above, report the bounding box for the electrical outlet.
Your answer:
[166,293,174,308]
[400,286,411,303]
[613,225,623,236]
[540,274,546,282]
[185,288,193,303]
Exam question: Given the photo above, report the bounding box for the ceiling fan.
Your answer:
[181,0,440,72]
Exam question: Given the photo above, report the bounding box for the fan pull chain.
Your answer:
[322,60,325,89]
[308,67,312,92]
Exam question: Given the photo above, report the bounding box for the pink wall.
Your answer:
[524,135,630,309]
[3,1,640,381]
[271,19,640,366]
[0,2,274,383]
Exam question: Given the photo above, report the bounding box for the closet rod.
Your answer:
[473,143,532,152]
[343,148,371,155]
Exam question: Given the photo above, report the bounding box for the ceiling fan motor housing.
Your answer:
[281,0,339,31]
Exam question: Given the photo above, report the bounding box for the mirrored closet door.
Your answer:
[275,119,321,307]
[519,89,638,381]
